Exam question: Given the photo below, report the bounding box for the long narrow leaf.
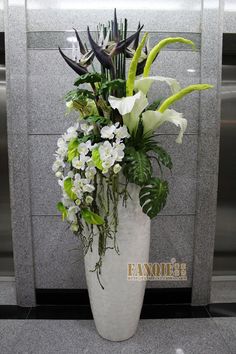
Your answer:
[143,37,195,77]
[126,33,148,96]
[158,84,213,113]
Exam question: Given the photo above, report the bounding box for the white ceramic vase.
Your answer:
[84,183,151,341]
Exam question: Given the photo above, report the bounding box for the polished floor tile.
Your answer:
[213,317,236,354]
[0,318,232,354]
[207,303,236,317]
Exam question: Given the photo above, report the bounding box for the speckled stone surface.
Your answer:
[27,31,201,50]
[0,318,232,354]
[213,318,236,353]
[32,214,194,289]
[4,0,36,306]
[224,0,236,33]
[192,0,223,305]
[32,216,86,288]
[0,3,4,31]
[26,0,202,32]
[211,281,236,303]
[0,281,17,305]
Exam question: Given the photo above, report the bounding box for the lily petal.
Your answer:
[134,76,181,95]
[109,91,148,133]
[142,109,187,143]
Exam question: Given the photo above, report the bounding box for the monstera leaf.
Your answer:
[123,147,152,186]
[139,178,168,218]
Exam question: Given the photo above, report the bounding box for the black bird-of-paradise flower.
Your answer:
[59,9,145,79]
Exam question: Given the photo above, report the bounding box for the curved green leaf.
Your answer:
[57,202,67,221]
[139,178,169,218]
[74,72,103,86]
[64,178,77,200]
[67,138,79,162]
[123,147,152,186]
[81,208,104,225]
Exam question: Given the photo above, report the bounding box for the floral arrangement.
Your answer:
[53,9,212,285]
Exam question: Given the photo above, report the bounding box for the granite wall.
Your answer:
[4,0,223,306]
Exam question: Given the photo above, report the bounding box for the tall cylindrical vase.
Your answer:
[84,183,151,341]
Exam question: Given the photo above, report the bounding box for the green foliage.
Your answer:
[139,178,169,218]
[98,79,126,96]
[57,202,67,220]
[123,147,152,186]
[64,178,77,200]
[67,138,79,162]
[92,148,103,170]
[74,72,104,86]
[81,208,104,225]
[84,115,111,126]
[65,88,95,102]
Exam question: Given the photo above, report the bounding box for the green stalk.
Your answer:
[158,84,213,113]
[126,32,148,96]
[143,37,196,77]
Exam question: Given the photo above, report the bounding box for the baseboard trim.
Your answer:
[36,288,192,306]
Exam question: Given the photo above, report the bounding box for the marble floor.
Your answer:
[0,318,235,354]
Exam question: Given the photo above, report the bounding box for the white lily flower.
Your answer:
[101,125,116,140]
[142,109,187,144]
[134,76,181,95]
[108,91,148,134]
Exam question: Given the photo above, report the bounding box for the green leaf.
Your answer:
[57,202,67,220]
[123,147,152,186]
[74,72,103,86]
[150,145,173,170]
[92,148,103,170]
[64,178,77,200]
[99,79,126,96]
[139,178,169,218]
[67,138,79,162]
[81,208,104,225]
[65,88,95,102]
[84,115,110,126]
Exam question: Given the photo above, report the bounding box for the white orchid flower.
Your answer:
[115,125,130,139]
[108,91,148,134]
[134,76,181,95]
[99,141,113,160]
[142,109,187,144]
[113,163,121,174]
[80,123,94,136]
[101,125,116,139]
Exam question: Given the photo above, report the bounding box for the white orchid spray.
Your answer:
[54,9,212,286]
